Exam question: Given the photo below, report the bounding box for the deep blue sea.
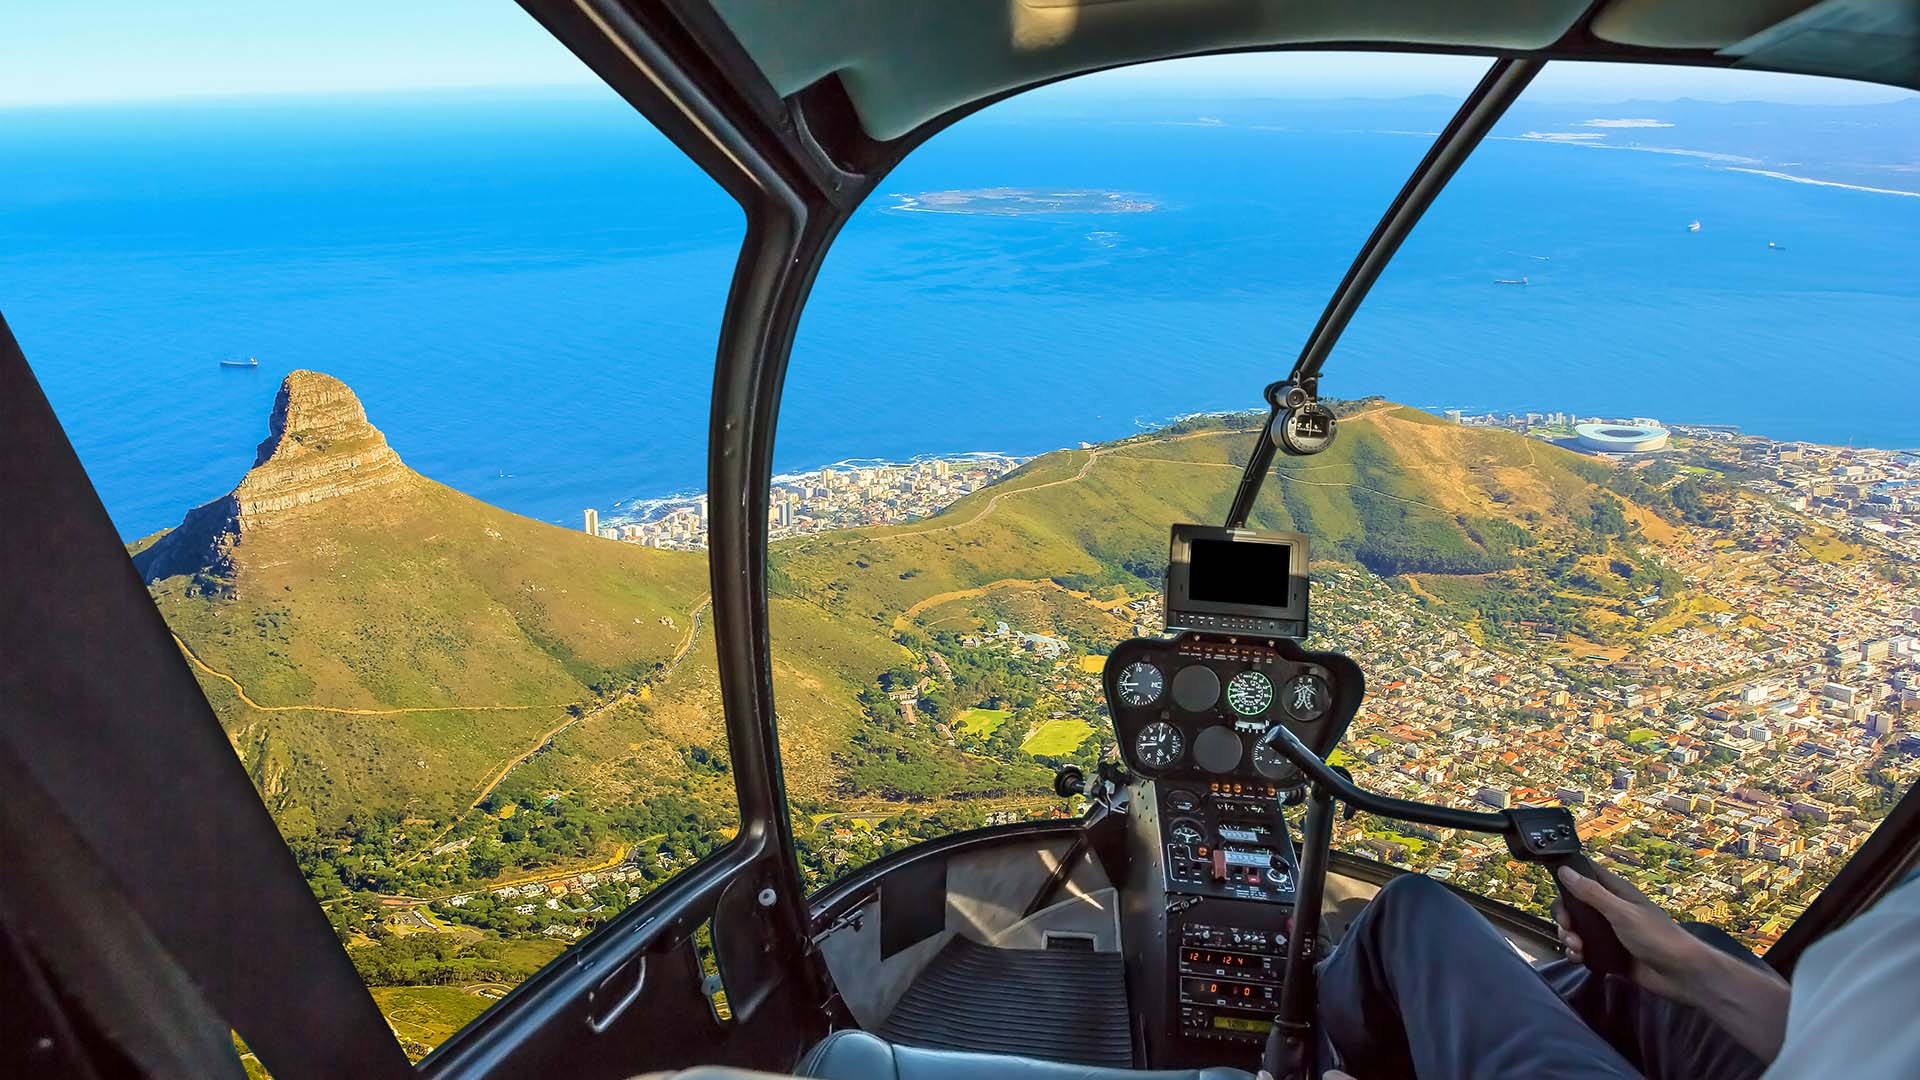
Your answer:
[3,89,1916,539]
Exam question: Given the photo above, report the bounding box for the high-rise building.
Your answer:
[583,508,599,536]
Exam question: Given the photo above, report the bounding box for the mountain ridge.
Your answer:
[134,369,419,590]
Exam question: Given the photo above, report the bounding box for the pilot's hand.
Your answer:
[1553,863,1709,1002]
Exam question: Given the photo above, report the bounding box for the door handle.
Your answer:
[586,954,646,1034]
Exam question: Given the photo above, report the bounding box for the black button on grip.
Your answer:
[1548,852,1632,977]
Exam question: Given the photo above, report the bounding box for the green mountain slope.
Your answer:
[768,401,1643,636]
[138,371,714,831]
[138,378,1676,859]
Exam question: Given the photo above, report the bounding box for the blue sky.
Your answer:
[2,2,1913,109]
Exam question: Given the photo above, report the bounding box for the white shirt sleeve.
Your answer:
[1762,873,1920,1079]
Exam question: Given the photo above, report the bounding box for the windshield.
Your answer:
[774,54,1920,953]
[1321,60,1920,945]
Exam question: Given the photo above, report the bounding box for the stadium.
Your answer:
[1574,422,1671,454]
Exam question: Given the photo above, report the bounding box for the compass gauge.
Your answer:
[1281,673,1330,723]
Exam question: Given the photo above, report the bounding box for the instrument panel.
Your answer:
[1104,634,1361,786]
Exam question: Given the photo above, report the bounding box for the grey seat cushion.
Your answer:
[795,1029,1255,1080]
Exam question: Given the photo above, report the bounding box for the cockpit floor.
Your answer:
[874,935,1133,1067]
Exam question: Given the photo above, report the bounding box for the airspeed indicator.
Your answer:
[1226,670,1274,716]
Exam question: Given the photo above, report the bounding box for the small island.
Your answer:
[889,187,1159,216]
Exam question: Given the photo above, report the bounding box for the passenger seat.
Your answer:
[796,1030,1255,1080]
[634,1030,1256,1080]
[637,1022,1251,1076]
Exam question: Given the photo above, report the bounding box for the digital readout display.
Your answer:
[1211,1016,1274,1034]
[1181,977,1277,1003]
[1181,949,1272,972]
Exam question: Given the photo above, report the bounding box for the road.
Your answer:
[338,843,637,911]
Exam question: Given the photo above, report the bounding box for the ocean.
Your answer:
[3,88,1916,539]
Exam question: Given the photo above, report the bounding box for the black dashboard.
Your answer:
[1103,625,1363,1052]
[1103,634,1362,787]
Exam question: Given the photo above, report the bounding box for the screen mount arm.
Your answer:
[1223,58,1542,534]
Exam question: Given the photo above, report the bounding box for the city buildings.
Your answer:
[595,455,1023,551]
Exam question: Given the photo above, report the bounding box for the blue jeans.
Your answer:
[1315,874,1768,1080]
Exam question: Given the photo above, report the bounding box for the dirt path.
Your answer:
[173,634,579,716]
[375,595,710,866]
[461,595,712,813]
[890,578,1066,633]
[890,576,1137,637]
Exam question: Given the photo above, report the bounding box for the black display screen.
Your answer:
[1187,539,1290,608]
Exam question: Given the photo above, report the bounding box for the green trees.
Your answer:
[1591,494,1629,537]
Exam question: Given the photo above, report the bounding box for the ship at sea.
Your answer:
[1494,276,1528,286]
[1687,220,1703,232]
[219,356,259,369]
[1769,241,1786,251]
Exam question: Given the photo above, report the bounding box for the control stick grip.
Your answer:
[1053,765,1087,799]
[1548,852,1632,977]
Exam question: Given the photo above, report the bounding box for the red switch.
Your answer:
[1212,848,1228,882]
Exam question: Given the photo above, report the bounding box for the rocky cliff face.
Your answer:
[134,370,420,590]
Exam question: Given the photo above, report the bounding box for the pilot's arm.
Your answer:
[1558,863,1920,1078]
[1555,865,1790,1062]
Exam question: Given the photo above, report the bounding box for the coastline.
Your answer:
[591,402,1918,536]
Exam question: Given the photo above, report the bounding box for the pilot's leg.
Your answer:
[1316,874,1639,1080]
[1538,922,1767,1080]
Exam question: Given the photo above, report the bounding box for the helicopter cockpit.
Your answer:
[796,508,1625,1080]
[7,4,1920,1080]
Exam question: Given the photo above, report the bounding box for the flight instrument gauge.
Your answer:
[1252,740,1301,785]
[1134,721,1185,769]
[1277,401,1338,455]
[1168,820,1205,847]
[1281,673,1330,723]
[1116,661,1165,707]
[1226,670,1274,716]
